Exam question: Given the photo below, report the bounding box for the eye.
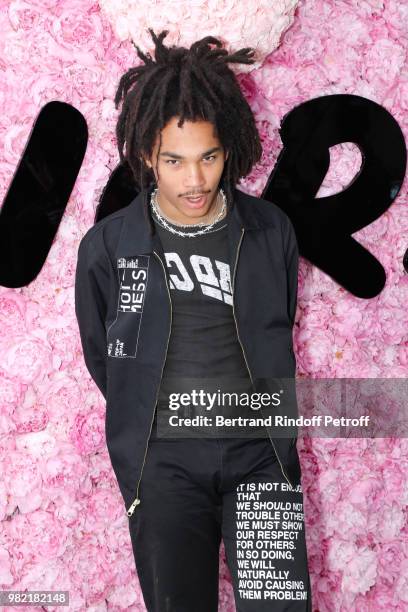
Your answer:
[203,155,216,162]
[165,159,180,165]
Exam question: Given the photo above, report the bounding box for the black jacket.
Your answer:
[75,185,302,517]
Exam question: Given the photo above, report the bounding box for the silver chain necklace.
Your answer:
[150,187,227,237]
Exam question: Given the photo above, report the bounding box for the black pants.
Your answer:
[128,434,312,611]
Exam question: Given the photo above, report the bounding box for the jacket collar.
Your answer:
[115,184,275,258]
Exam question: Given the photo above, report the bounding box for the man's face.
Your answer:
[144,116,229,225]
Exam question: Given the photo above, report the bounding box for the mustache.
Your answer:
[181,191,210,197]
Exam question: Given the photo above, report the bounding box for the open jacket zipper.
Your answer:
[126,250,173,517]
[231,228,294,490]
[127,228,294,516]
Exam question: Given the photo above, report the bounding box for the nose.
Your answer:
[184,164,206,195]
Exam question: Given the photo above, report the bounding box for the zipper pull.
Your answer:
[126,498,141,516]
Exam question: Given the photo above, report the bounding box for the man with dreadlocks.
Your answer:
[75,28,312,611]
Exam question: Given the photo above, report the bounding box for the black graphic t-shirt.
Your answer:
[153,206,252,378]
[149,202,270,438]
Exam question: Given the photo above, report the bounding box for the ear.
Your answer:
[224,149,229,162]
[141,154,152,169]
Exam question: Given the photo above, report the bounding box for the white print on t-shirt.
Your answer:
[164,252,232,305]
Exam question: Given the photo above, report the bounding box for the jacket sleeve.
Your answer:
[74,231,109,399]
[282,214,299,328]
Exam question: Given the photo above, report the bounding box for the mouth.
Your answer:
[183,193,208,209]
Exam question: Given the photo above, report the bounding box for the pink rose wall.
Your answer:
[0,0,407,610]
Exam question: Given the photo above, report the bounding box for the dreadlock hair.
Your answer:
[114,28,262,218]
